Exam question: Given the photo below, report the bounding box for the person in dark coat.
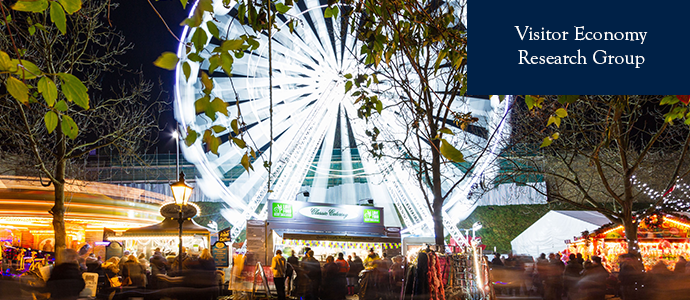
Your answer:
[322,256,340,300]
[301,250,321,300]
[563,253,583,300]
[122,255,146,287]
[46,249,85,300]
[348,253,364,295]
[149,249,169,289]
[286,250,299,296]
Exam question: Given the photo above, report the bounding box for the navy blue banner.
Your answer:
[470,0,688,94]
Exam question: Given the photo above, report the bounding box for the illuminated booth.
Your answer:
[567,212,690,272]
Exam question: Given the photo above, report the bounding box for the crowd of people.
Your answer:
[270,247,406,300]
[14,247,222,300]
[490,251,690,300]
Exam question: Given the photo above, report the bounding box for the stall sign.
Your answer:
[218,227,232,242]
[272,202,293,218]
[364,209,381,223]
[80,272,98,298]
[299,206,359,221]
[212,241,230,268]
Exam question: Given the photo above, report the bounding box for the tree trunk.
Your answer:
[623,215,639,255]
[52,130,67,263]
[431,136,445,247]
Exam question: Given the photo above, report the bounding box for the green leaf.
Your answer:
[220,52,233,76]
[232,137,246,149]
[208,135,221,155]
[440,139,465,163]
[28,25,36,35]
[557,95,579,104]
[241,153,254,171]
[58,73,89,110]
[344,73,353,79]
[180,0,188,9]
[191,28,208,52]
[439,128,454,135]
[11,0,48,12]
[60,115,78,139]
[275,2,290,14]
[11,59,42,79]
[44,111,58,133]
[184,128,198,146]
[0,51,12,71]
[200,71,213,94]
[55,100,68,112]
[250,148,256,159]
[324,6,333,18]
[222,39,244,52]
[195,95,210,114]
[187,52,204,63]
[554,108,568,118]
[551,132,560,140]
[208,54,221,74]
[345,81,353,93]
[56,0,81,14]
[183,62,191,81]
[661,95,679,105]
[38,77,57,106]
[50,1,66,34]
[153,52,179,70]
[540,136,553,148]
[212,125,226,133]
[231,119,239,134]
[211,97,228,117]
[547,115,560,127]
[7,76,29,104]
[525,95,535,110]
[375,99,383,114]
[206,21,220,39]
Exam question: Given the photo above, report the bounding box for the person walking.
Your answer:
[271,249,288,300]
[563,253,583,300]
[46,249,85,300]
[286,250,299,296]
[149,249,169,289]
[335,253,350,300]
[348,252,364,295]
[322,256,340,300]
[122,255,147,287]
[301,250,322,300]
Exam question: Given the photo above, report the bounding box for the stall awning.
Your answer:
[120,217,210,237]
[273,229,400,243]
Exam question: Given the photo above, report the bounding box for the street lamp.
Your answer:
[170,171,193,273]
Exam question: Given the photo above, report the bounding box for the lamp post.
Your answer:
[170,171,193,273]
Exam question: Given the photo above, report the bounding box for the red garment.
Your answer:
[427,252,445,300]
[335,258,350,274]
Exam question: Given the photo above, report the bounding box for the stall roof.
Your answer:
[273,229,400,243]
[122,218,210,236]
[511,210,610,258]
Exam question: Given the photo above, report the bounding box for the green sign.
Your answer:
[272,202,293,218]
[363,209,380,223]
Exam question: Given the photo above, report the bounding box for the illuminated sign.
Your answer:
[364,209,381,223]
[299,206,359,221]
[272,202,293,218]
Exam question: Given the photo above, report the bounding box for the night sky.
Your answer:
[107,1,191,153]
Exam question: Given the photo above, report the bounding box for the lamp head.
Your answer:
[170,171,193,206]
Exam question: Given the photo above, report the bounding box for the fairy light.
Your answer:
[603,225,624,235]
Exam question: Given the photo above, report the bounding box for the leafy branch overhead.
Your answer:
[154,0,297,172]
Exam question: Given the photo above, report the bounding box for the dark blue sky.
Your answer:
[108,1,191,153]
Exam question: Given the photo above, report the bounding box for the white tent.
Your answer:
[511,210,611,258]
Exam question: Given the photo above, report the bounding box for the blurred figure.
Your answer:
[271,249,287,300]
[335,252,350,300]
[674,256,687,275]
[648,260,673,300]
[578,256,609,300]
[534,253,548,297]
[286,250,299,296]
[544,253,564,300]
[149,249,169,289]
[118,250,131,274]
[390,255,406,298]
[563,253,583,300]
[101,257,121,289]
[492,253,504,266]
[322,255,340,300]
[301,250,321,300]
[122,254,146,287]
[618,253,645,300]
[348,253,364,295]
[138,252,149,271]
[46,249,85,300]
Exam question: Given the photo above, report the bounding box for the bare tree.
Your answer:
[0,0,161,262]
[504,95,690,254]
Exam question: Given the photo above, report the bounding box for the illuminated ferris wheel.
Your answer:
[174,0,508,244]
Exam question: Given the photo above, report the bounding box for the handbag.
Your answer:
[107,273,122,288]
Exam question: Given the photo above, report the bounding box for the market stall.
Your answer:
[107,217,210,257]
[567,212,690,272]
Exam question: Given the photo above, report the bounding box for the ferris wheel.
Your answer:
[174,0,509,244]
